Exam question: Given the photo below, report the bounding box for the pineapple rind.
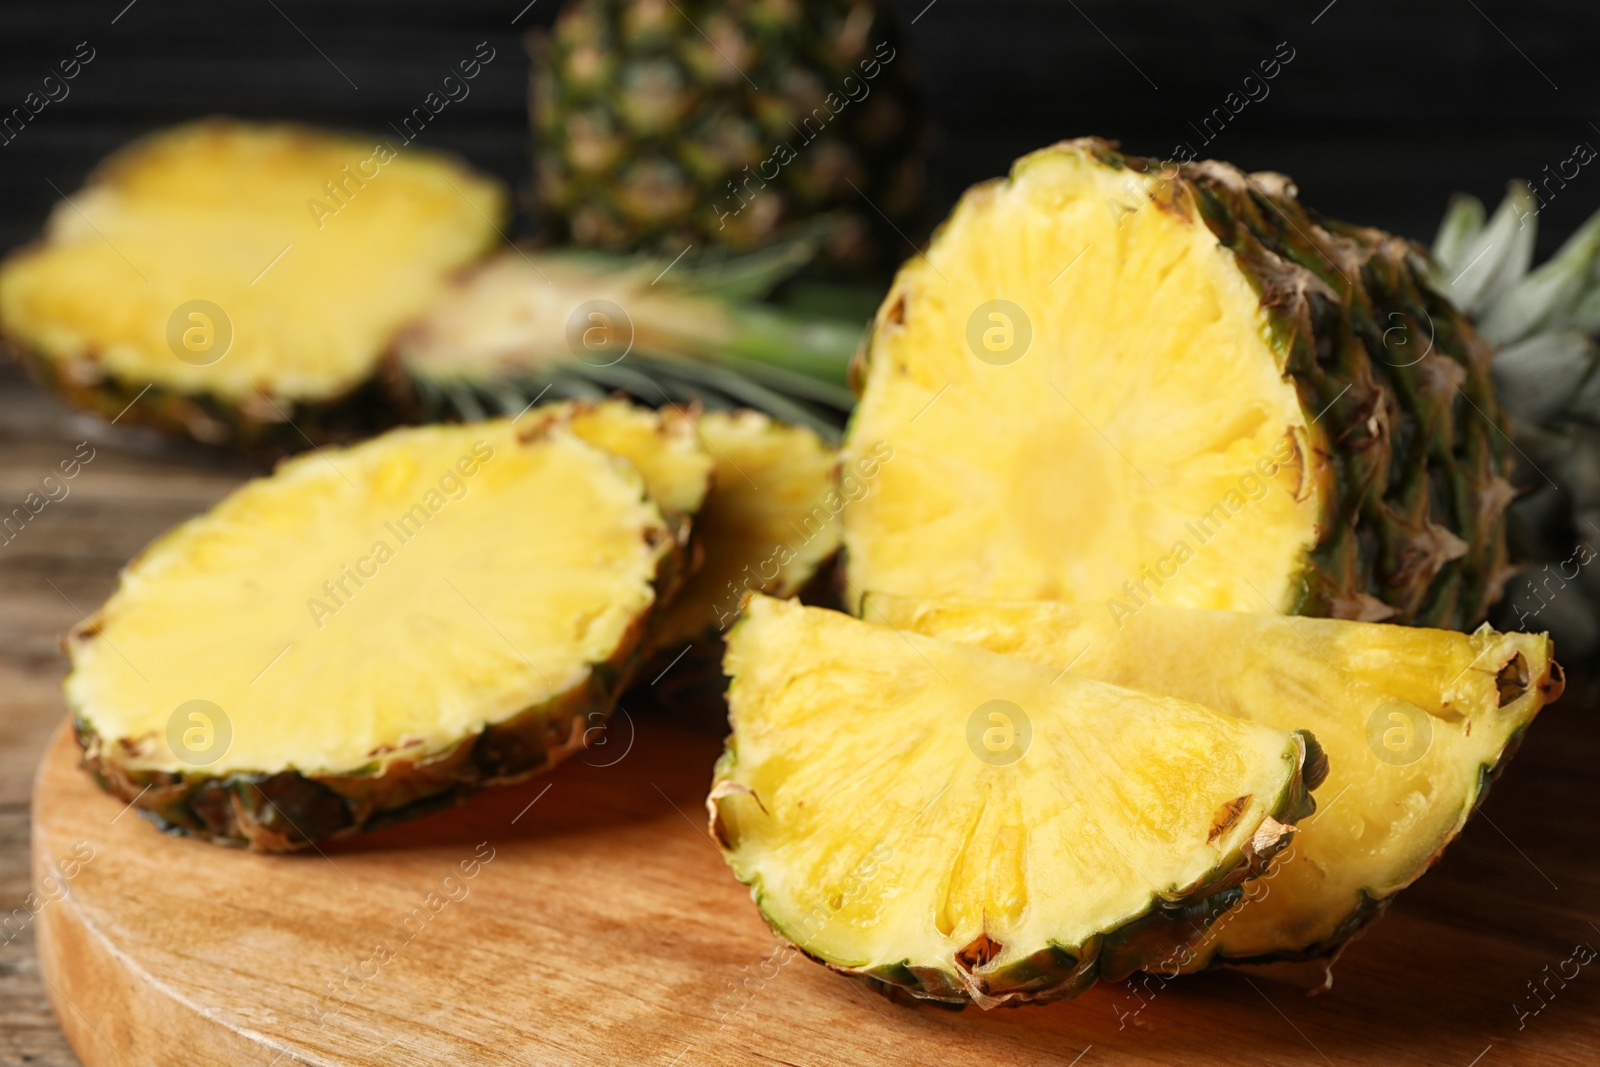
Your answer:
[67,419,688,851]
[709,596,1320,1008]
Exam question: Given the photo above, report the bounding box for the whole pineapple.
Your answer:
[532,0,929,268]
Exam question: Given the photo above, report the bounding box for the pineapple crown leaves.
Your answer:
[1429,182,1600,428]
[1430,182,1600,657]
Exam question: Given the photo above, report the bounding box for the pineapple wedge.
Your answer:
[68,419,681,850]
[868,593,1563,975]
[710,595,1324,1007]
[650,410,841,651]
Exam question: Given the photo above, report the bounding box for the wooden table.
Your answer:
[3,366,1599,1065]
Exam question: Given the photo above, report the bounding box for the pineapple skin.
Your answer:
[8,341,394,453]
[531,0,929,268]
[846,139,1516,630]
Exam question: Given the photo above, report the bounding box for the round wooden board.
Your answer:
[31,701,1600,1067]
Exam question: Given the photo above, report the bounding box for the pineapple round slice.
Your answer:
[710,595,1324,1008]
[650,410,841,652]
[0,120,504,449]
[67,419,680,850]
[514,398,713,530]
[842,138,1512,630]
[868,593,1563,978]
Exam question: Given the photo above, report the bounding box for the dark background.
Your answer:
[1,0,1597,258]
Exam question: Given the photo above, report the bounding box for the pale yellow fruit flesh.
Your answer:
[868,594,1556,963]
[518,399,713,520]
[652,410,840,648]
[66,420,671,777]
[0,121,504,402]
[715,596,1309,977]
[843,144,1321,613]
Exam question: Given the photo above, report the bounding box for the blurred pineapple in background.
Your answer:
[531,0,930,269]
[1430,185,1600,659]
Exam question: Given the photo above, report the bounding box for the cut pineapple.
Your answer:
[650,410,840,650]
[0,120,504,448]
[68,419,679,850]
[710,596,1323,1007]
[515,398,713,529]
[843,139,1512,629]
[868,593,1563,973]
[390,246,860,438]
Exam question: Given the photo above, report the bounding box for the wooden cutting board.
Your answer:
[31,688,1600,1067]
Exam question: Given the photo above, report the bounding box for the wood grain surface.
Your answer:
[6,365,1600,1066]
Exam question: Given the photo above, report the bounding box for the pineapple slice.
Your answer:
[515,398,713,529]
[868,594,1563,974]
[710,596,1324,1007]
[650,410,841,651]
[0,120,504,448]
[68,419,680,850]
[842,139,1512,630]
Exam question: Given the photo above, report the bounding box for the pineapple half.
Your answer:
[650,409,842,652]
[842,139,1513,630]
[0,120,504,449]
[710,596,1324,1008]
[68,417,686,850]
[869,593,1563,977]
[389,242,860,440]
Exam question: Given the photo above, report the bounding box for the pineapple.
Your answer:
[710,595,1324,1007]
[1429,185,1600,656]
[390,241,860,440]
[842,139,1514,630]
[532,0,929,267]
[868,593,1562,978]
[68,417,685,850]
[515,397,713,529]
[0,121,504,449]
[649,409,841,652]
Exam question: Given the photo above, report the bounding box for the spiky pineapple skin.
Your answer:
[8,339,393,453]
[847,139,1516,629]
[532,0,928,268]
[70,537,688,852]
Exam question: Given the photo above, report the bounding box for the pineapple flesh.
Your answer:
[515,398,713,527]
[68,418,681,850]
[651,409,841,650]
[869,594,1563,973]
[710,596,1323,1007]
[0,121,505,448]
[843,139,1513,630]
